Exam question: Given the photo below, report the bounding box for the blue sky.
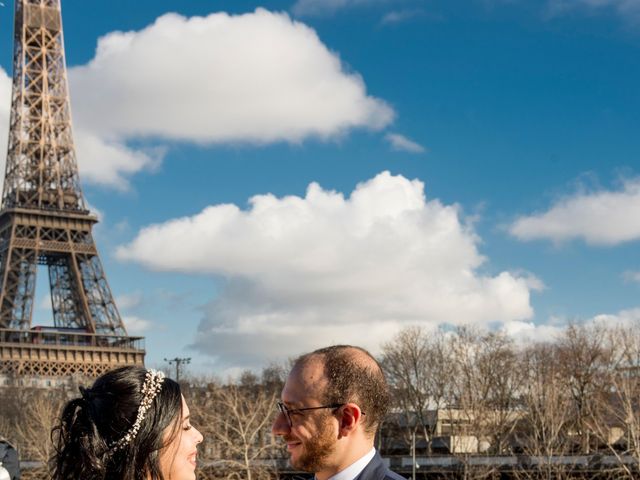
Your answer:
[1,0,639,376]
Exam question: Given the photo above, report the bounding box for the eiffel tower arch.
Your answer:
[0,0,145,387]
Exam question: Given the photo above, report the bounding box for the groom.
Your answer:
[272,345,405,480]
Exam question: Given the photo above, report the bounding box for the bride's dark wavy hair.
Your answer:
[51,366,182,480]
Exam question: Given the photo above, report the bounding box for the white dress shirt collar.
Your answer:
[324,447,376,480]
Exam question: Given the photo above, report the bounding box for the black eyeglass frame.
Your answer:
[276,401,345,426]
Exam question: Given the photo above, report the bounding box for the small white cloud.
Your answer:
[292,0,387,16]
[547,0,640,22]
[82,199,105,222]
[113,219,131,234]
[118,171,535,368]
[623,270,640,284]
[591,307,640,328]
[501,320,565,345]
[381,9,423,25]
[123,315,153,334]
[116,291,144,310]
[501,307,640,346]
[509,178,640,246]
[385,132,426,153]
[509,308,640,348]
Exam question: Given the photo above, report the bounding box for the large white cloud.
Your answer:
[0,68,11,179]
[73,130,163,190]
[117,171,536,368]
[69,9,393,145]
[0,66,158,189]
[1,10,393,189]
[509,178,640,246]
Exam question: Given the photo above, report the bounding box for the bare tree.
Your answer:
[450,327,523,454]
[381,326,455,453]
[589,323,640,478]
[556,322,613,454]
[515,342,575,480]
[447,327,525,480]
[0,388,18,441]
[15,389,65,464]
[192,373,281,480]
[0,387,68,480]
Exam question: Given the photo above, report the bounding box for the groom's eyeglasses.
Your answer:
[276,401,344,427]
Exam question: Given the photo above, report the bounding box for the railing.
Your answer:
[204,454,639,471]
[0,328,145,351]
[15,455,640,479]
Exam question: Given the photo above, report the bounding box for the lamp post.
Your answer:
[164,357,191,382]
[412,429,416,480]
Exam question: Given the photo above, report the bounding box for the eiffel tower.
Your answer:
[0,0,144,387]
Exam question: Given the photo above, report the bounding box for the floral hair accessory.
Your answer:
[109,369,165,452]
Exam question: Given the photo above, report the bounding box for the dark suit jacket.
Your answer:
[354,452,405,480]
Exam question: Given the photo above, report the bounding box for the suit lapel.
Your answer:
[354,452,386,480]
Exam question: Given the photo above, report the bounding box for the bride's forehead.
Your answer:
[180,395,190,417]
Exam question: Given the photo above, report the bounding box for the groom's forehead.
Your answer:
[282,357,328,403]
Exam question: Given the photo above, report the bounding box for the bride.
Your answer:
[51,366,203,480]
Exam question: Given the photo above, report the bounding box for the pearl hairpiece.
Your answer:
[109,369,165,452]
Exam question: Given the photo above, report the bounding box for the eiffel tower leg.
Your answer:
[47,251,127,337]
[0,237,37,330]
[49,255,89,330]
[75,253,126,336]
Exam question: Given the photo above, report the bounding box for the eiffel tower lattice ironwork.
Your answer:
[0,0,144,385]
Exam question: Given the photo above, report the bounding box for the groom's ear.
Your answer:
[337,403,362,438]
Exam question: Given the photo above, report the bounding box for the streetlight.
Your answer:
[411,429,416,480]
[164,357,191,382]
[411,426,421,480]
